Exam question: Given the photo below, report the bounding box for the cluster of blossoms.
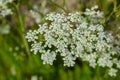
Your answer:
[0,0,13,17]
[26,6,120,76]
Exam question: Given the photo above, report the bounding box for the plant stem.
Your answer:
[49,0,69,13]
[18,13,30,58]
[12,2,30,58]
[105,5,120,23]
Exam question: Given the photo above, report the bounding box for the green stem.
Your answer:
[18,13,30,58]
[12,2,30,58]
[63,0,65,7]
[105,5,120,23]
[49,0,69,13]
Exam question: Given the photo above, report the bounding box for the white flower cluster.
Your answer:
[0,0,13,17]
[26,6,120,76]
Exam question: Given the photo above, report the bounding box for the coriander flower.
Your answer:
[108,68,117,77]
[26,6,120,76]
[0,0,13,17]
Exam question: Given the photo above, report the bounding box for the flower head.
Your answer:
[26,6,120,76]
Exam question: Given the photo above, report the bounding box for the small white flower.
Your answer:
[0,0,13,17]
[26,30,38,43]
[108,68,117,76]
[83,53,97,68]
[63,54,76,67]
[41,50,56,65]
[97,54,113,68]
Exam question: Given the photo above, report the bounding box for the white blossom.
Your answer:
[0,0,13,17]
[63,53,76,67]
[108,68,117,77]
[82,53,97,68]
[41,50,56,65]
[97,54,113,68]
[25,30,38,43]
[26,6,120,76]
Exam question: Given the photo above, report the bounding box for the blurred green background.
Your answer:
[0,0,120,80]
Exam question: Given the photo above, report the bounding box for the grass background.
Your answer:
[0,0,120,80]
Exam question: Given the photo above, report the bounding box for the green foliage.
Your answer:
[0,0,120,80]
